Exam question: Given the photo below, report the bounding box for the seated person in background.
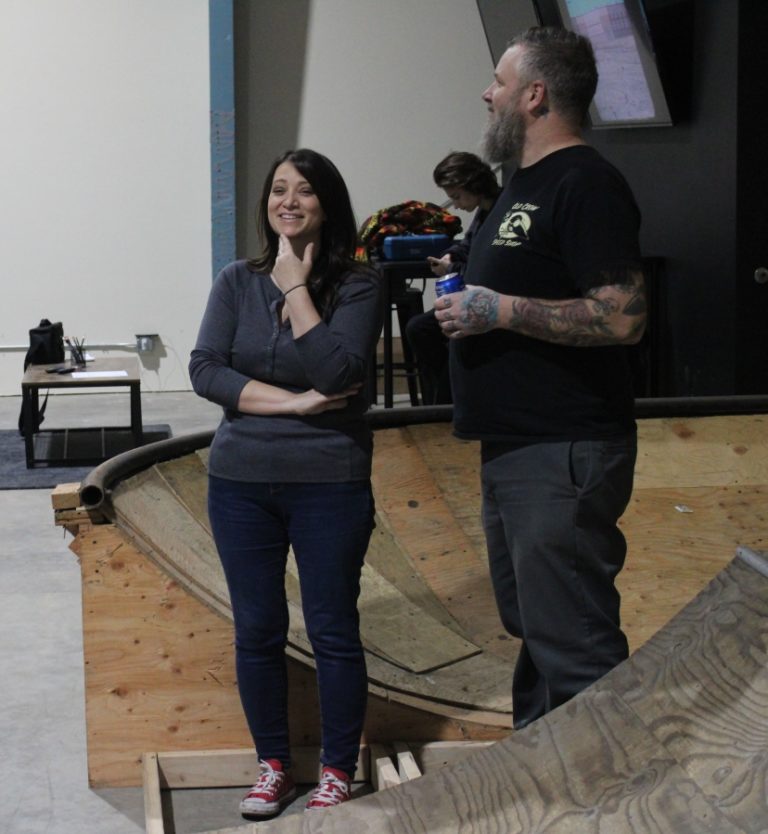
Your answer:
[406,151,500,404]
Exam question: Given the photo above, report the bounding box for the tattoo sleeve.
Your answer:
[505,269,647,346]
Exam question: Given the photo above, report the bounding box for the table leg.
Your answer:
[383,277,393,408]
[396,296,423,407]
[21,387,37,468]
[130,383,143,446]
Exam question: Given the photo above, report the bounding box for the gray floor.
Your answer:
[1,390,382,833]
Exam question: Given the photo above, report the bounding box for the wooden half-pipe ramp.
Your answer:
[60,402,768,789]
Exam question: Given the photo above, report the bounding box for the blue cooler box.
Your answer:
[382,234,450,261]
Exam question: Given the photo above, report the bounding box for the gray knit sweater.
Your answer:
[189,260,383,483]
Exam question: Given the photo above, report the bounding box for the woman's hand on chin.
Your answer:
[273,233,314,294]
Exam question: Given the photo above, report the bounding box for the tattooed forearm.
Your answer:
[505,272,646,346]
[436,271,646,345]
[508,297,615,345]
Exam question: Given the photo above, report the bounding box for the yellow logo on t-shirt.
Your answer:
[493,203,538,247]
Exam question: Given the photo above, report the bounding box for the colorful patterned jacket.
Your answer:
[356,200,462,261]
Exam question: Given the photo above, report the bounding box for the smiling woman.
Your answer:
[188,147,384,818]
[267,162,326,252]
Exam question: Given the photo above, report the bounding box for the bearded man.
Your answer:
[434,26,647,728]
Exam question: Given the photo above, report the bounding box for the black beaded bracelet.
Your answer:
[283,284,307,297]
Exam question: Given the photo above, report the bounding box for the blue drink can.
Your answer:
[434,272,465,297]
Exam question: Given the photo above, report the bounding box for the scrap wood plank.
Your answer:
[52,482,106,527]
[142,753,164,834]
[410,740,495,773]
[51,482,83,510]
[392,742,422,782]
[369,744,400,792]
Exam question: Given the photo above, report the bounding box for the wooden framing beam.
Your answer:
[141,742,485,834]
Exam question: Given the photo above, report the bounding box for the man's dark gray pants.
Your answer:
[480,435,637,728]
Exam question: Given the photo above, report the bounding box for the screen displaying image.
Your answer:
[555,0,673,127]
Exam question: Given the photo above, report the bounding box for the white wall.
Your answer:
[299,0,494,222]
[1,0,499,400]
[0,0,212,397]
[238,0,496,314]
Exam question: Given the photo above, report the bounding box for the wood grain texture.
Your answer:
[599,555,768,832]
[201,553,767,833]
[633,414,768,489]
[111,455,513,712]
[72,524,508,786]
[371,427,514,662]
[74,524,252,786]
[618,484,768,651]
[67,412,768,797]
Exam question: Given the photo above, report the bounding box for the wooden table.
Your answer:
[21,357,144,468]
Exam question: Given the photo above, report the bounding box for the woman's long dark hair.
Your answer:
[248,148,368,314]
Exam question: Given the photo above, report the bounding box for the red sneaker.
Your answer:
[239,759,296,818]
[305,766,352,810]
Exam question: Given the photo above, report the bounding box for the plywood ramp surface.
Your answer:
[103,412,768,710]
[73,523,508,787]
[110,441,513,714]
[372,415,768,656]
[200,550,768,833]
[78,412,768,785]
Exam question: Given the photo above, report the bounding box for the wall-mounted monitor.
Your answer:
[552,0,673,128]
[476,0,540,65]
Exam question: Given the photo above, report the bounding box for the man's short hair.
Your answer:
[510,27,598,127]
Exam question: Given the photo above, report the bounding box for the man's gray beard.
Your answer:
[482,108,526,165]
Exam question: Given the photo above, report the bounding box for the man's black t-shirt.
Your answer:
[451,145,642,442]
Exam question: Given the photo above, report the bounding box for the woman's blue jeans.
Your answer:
[208,475,375,777]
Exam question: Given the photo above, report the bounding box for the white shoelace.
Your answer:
[247,762,280,796]
[311,772,349,804]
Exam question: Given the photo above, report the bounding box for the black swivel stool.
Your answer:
[374,259,431,408]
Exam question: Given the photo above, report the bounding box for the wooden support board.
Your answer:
[141,742,485,834]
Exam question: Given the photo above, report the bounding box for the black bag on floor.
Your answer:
[18,319,65,434]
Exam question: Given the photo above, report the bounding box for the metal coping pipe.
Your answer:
[77,394,768,514]
[77,406,453,512]
[79,430,215,512]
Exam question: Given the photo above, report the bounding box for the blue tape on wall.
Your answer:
[209,0,236,278]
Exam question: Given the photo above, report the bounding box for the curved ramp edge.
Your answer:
[105,451,513,717]
[202,549,768,834]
